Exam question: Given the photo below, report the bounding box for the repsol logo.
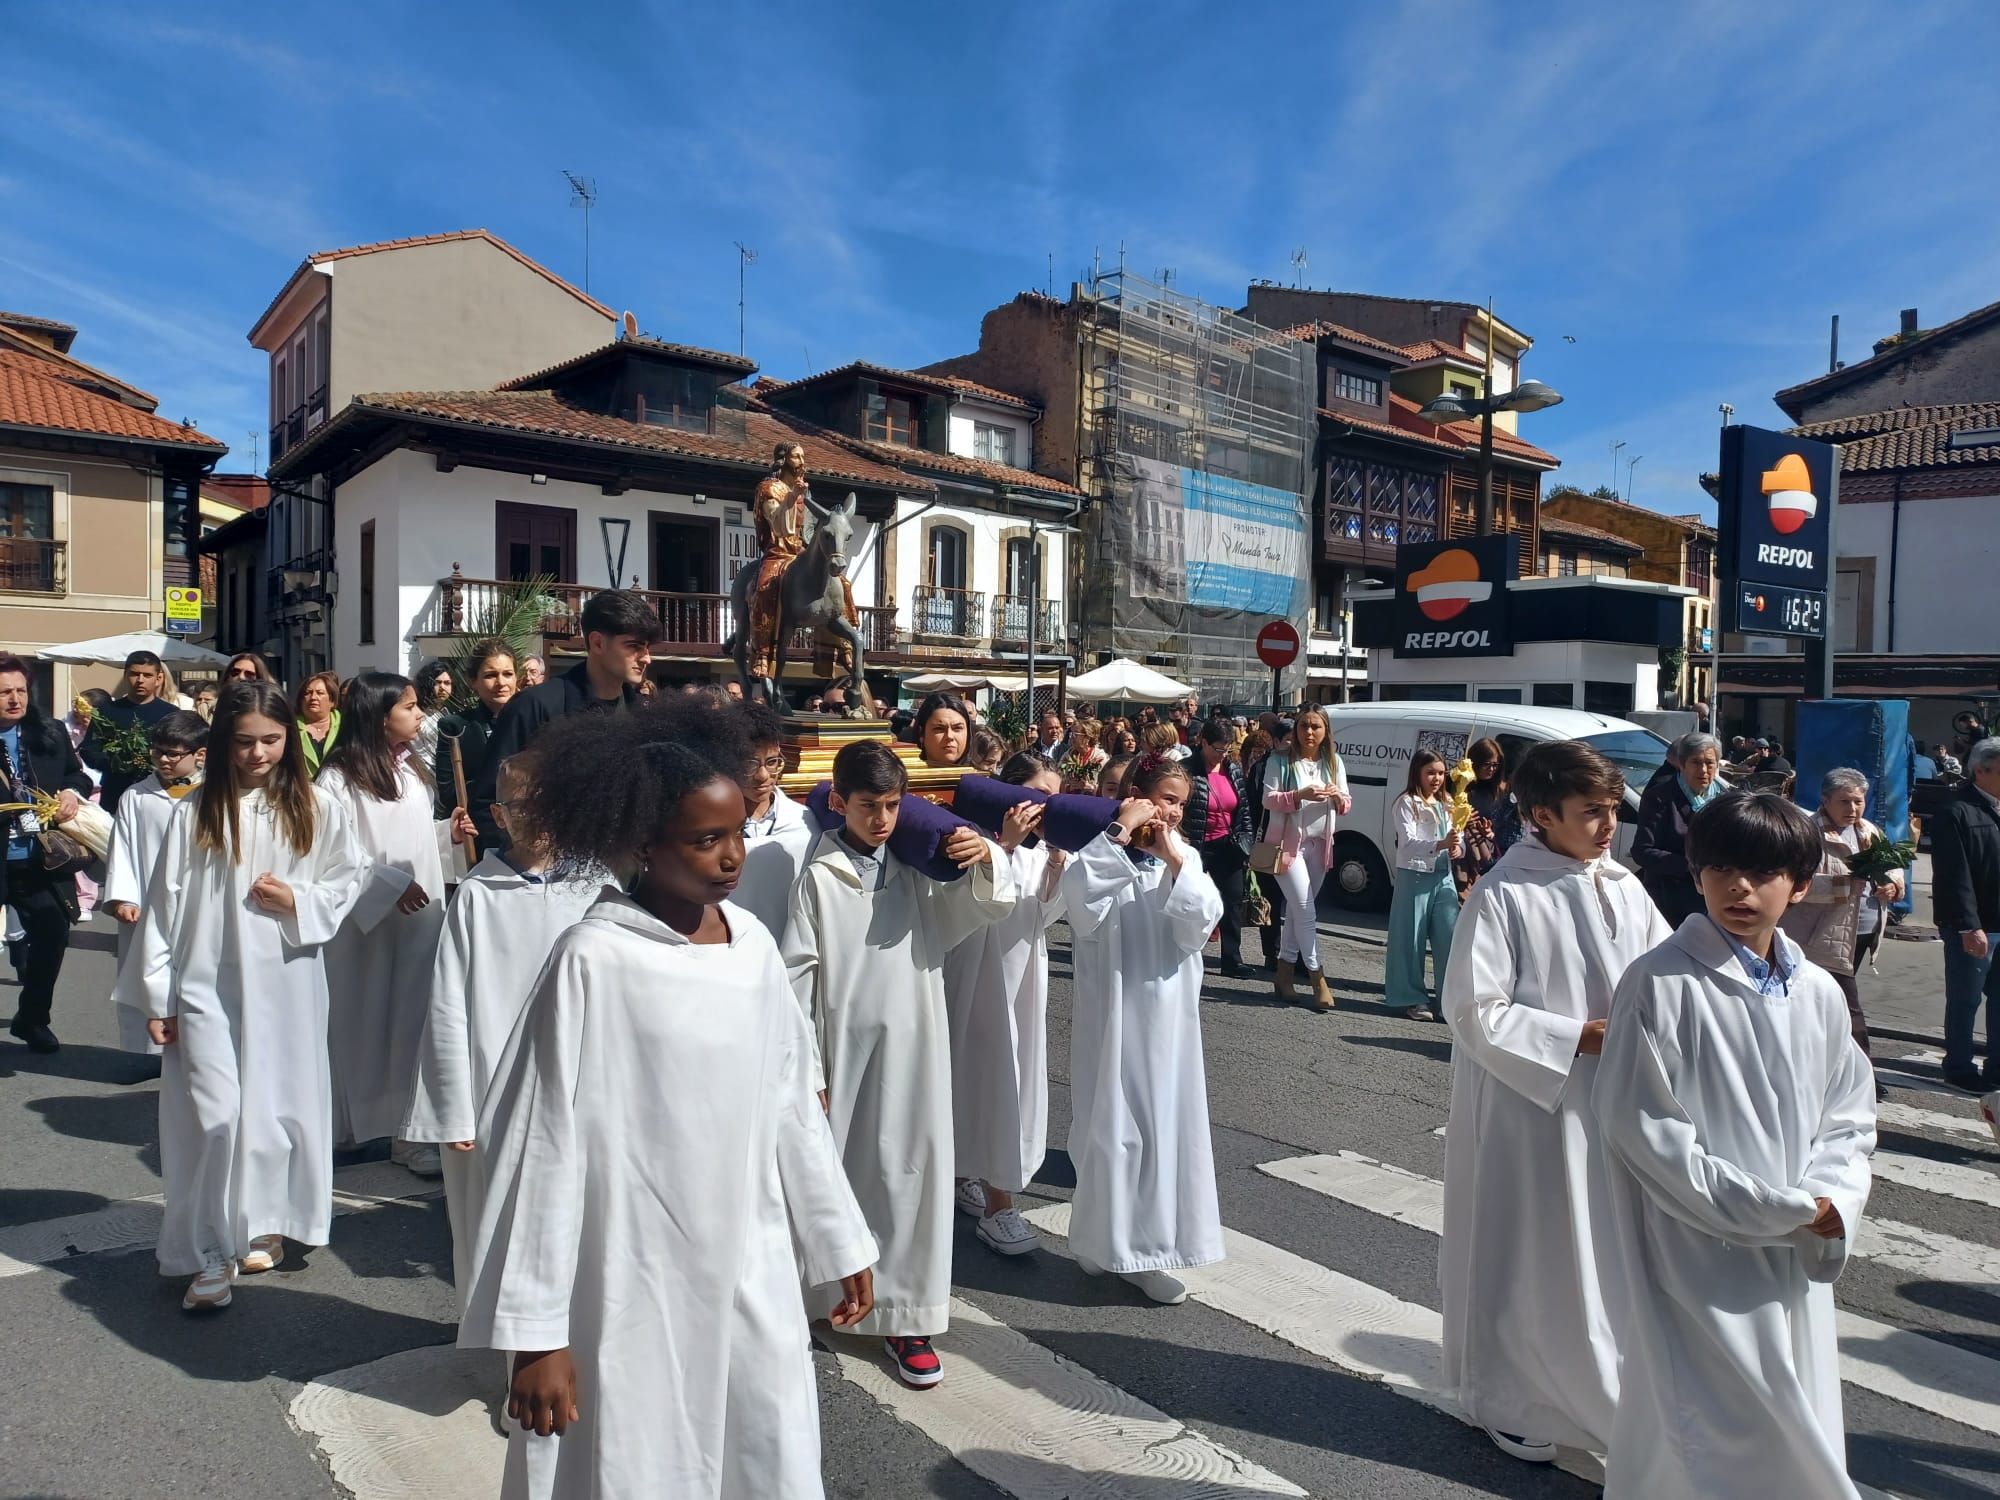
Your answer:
[1404,629,1492,650]
[1756,543,1815,569]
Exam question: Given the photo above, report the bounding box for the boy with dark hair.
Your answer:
[782,739,1015,1390]
[103,711,208,1052]
[82,649,179,811]
[1593,792,1875,1499]
[1440,740,1669,1463]
[732,701,813,937]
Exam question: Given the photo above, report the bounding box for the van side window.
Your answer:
[1496,734,1537,772]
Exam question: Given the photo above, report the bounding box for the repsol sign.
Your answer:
[1391,535,1516,660]
[1755,543,1815,570]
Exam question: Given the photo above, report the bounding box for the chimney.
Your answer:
[1900,308,1919,337]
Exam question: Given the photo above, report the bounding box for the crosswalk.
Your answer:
[269,1039,2000,1500]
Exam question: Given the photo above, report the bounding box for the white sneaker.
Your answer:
[238,1234,285,1275]
[1120,1269,1188,1305]
[393,1140,444,1178]
[1484,1427,1556,1463]
[1982,1090,2000,1148]
[182,1259,235,1311]
[975,1208,1040,1257]
[954,1178,989,1218]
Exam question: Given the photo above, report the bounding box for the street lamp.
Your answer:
[1418,378,1565,534]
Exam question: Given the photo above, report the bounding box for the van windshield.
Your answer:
[1582,729,1670,791]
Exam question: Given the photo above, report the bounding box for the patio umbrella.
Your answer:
[1063,657,1193,703]
[38,630,232,668]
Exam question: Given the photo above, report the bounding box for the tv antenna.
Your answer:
[562,171,598,293]
[1290,247,1309,288]
[246,430,260,474]
[735,242,757,356]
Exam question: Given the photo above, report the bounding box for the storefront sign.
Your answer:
[1391,535,1515,658]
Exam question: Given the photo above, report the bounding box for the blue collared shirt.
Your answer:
[2,723,31,863]
[1708,915,1797,997]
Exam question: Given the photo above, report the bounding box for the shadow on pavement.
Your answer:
[0,1035,159,1087]
[1342,1032,1453,1063]
[29,1090,162,1176]
[0,1185,111,1228]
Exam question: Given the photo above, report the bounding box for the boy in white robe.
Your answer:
[401,755,596,1313]
[1061,753,1226,1306]
[460,701,875,1500]
[947,754,1067,1256]
[1593,791,1876,1500]
[731,702,813,938]
[102,711,206,1055]
[1440,740,1670,1463]
[783,739,1014,1389]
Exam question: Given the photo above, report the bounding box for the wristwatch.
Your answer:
[1106,821,1132,846]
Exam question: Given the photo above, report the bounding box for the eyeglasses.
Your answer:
[754,754,786,772]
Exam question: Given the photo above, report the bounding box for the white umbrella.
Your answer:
[902,671,1028,694]
[1064,657,1194,703]
[38,630,232,668]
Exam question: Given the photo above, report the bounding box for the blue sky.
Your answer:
[6,1,1998,517]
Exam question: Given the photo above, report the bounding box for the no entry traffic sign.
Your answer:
[1255,619,1301,671]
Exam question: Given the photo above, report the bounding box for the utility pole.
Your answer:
[562,171,597,294]
[1610,439,1626,492]
[734,242,757,356]
[1625,454,1643,501]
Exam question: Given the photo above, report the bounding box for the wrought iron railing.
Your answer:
[911,584,984,639]
[0,538,65,593]
[989,594,1061,644]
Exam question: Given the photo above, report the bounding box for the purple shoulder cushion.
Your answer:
[952,776,1119,853]
[804,780,974,883]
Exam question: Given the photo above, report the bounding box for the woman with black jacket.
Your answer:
[1184,719,1254,977]
[1631,730,1725,927]
[431,639,517,821]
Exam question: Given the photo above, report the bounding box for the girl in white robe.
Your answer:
[1439,741,1671,1460]
[1593,794,1875,1500]
[946,754,1067,1256]
[1061,753,1225,1305]
[317,672,460,1155]
[460,700,876,1500]
[101,713,205,1055]
[118,680,370,1308]
[732,707,814,938]
[782,740,1014,1389]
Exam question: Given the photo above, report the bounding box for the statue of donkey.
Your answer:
[727,491,868,716]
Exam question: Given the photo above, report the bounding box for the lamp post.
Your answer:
[1417,378,1564,534]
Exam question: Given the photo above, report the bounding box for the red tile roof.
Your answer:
[1317,405,1462,455]
[929,374,1040,413]
[1387,393,1561,468]
[819,427,1081,498]
[280,385,928,494]
[0,347,223,451]
[0,324,158,408]
[764,360,1039,412]
[1537,512,1645,552]
[1793,401,2000,473]
[1774,299,2000,419]
[0,311,78,354]
[1397,338,1479,364]
[249,229,613,343]
[1281,321,1413,360]
[202,473,271,512]
[498,335,756,391]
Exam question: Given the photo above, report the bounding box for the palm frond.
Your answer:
[445,574,560,711]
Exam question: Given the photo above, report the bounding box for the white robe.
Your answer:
[1592,916,1876,1500]
[782,828,1014,1335]
[1061,831,1225,1274]
[401,851,599,1311]
[460,894,875,1500]
[1439,834,1671,1449]
[319,762,449,1145]
[944,841,1067,1191]
[116,788,370,1275]
[734,788,815,940]
[102,772,195,1054]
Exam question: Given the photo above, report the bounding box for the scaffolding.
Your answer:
[1077,267,1314,707]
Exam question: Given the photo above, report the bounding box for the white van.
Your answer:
[1316,702,1670,910]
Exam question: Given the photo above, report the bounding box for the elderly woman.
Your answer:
[1780,767,1904,1068]
[1631,730,1725,927]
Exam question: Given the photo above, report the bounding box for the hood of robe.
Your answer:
[1666,910,1805,992]
[577,888,761,948]
[803,826,905,894]
[1496,831,1640,885]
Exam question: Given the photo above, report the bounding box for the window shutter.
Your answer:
[922,394,950,452]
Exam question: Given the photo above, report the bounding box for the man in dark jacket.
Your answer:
[1933,737,2000,1091]
[0,656,93,1053]
[469,590,663,850]
[78,650,177,812]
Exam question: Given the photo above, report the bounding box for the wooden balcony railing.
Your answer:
[989,594,1062,645]
[911,585,984,639]
[429,571,896,658]
[0,538,66,594]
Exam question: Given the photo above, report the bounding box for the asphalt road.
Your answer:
[3,906,1997,1500]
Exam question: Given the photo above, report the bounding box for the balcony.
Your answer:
[425,573,897,658]
[911,585,984,640]
[0,538,66,593]
[989,594,1062,646]
[267,386,330,462]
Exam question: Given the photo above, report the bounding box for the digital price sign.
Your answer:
[1737,582,1826,639]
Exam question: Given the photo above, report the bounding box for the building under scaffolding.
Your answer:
[1077,269,1314,706]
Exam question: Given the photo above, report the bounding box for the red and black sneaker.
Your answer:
[884,1335,944,1389]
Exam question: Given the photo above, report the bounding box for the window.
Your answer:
[973,421,1016,467]
[1476,686,1523,703]
[866,391,919,446]
[1532,682,1575,708]
[1557,548,1577,577]
[631,365,714,432]
[927,526,967,590]
[0,479,58,592]
[1583,679,1634,717]
[1450,380,1478,400]
[1334,370,1381,406]
[1004,536,1040,597]
[163,475,197,587]
[1686,540,1713,596]
[359,521,376,644]
[0,480,54,541]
